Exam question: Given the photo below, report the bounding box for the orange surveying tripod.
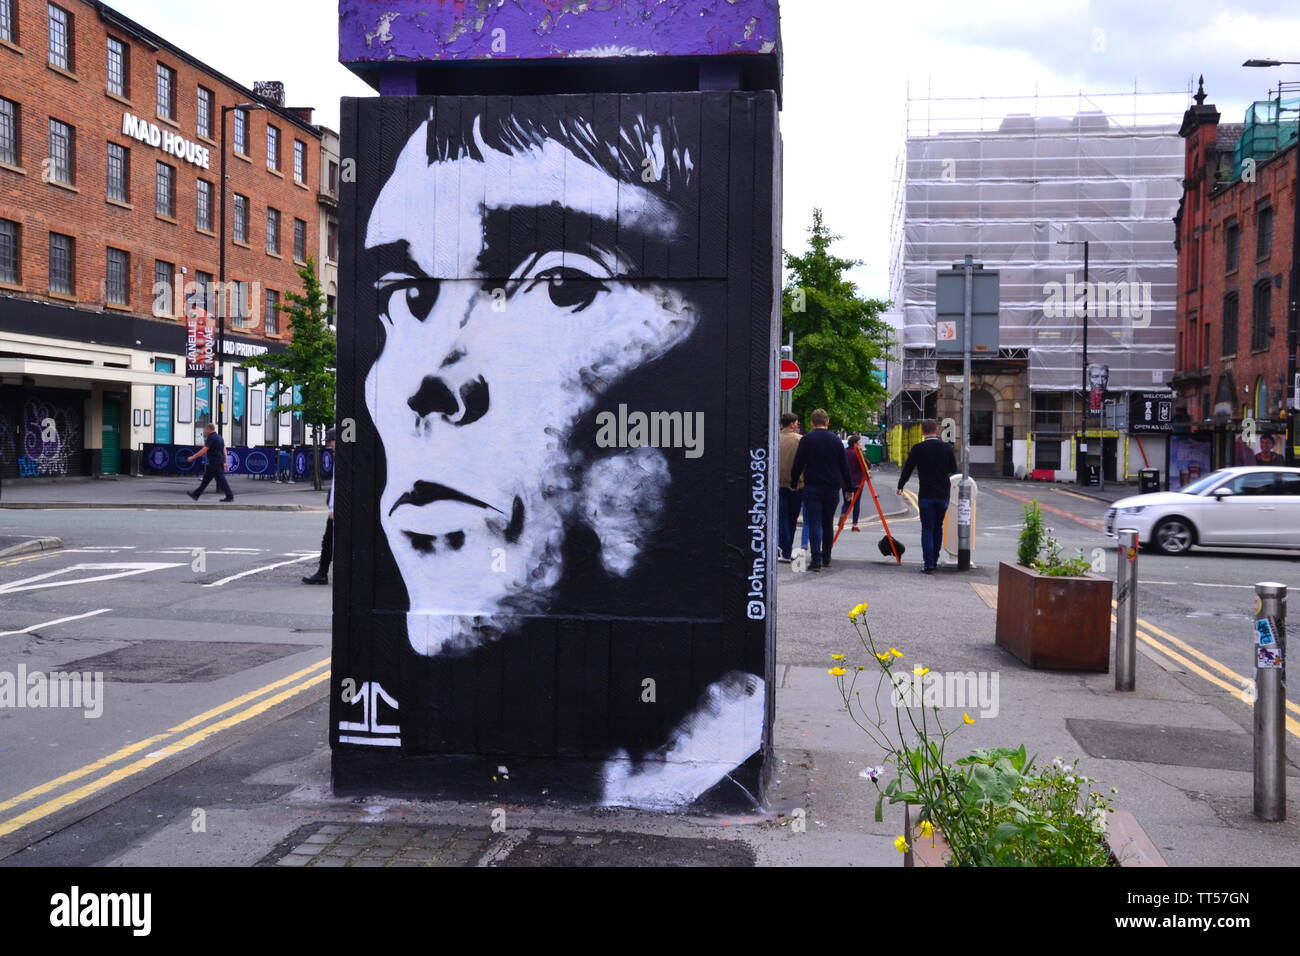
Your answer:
[833,443,903,563]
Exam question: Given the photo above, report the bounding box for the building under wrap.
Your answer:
[887,91,1187,482]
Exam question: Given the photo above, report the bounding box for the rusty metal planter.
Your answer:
[995,561,1113,671]
[906,811,1167,867]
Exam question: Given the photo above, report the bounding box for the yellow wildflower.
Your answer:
[889,648,904,658]
[876,652,890,661]
[828,666,847,677]
[963,712,976,724]
[894,835,910,853]
[830,653,845,660]
[848,602,869,619]
[918,820,935,839]
[912,666,929,676]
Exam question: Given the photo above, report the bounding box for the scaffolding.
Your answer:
[889,87,1188,403]
[1232,93,1300,181]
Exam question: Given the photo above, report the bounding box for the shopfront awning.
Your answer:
[0,358,183,388]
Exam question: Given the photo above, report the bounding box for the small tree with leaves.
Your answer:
[246,258,336,490]
[782,209,893,433]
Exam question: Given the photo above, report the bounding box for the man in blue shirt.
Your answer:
[186,424,234,502]
[789,408,852,572]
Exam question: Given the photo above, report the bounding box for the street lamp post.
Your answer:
[1058,239,1091,485]
[217,102,266,432]
[1244,61,1300,466]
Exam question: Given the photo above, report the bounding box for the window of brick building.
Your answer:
[327,219,337,261]
[47,118,74,184]
[1256,204,1273,259]
[106,142,129,202]
[293,140,306,183]
[1252,279,1271,351]
[0,0,15,44]
[1225,219,1240,273]
[153,259,174,315]
[107,37,128,97]
[196,87,213,139]
[233,108,248,155]
[196,178,213,232]
[105,247,128,305]
[0,219,18,285]
[155,161,175,218]
[264,289,279,334]
[266,125,279,171]
[0,97,18,167]
[194,269,213,314]
[1222,292,1238,356]
[49,232,74,295]
[47,3,73,71]
[156,64,176,121]
[293,218,306,262]
[328,159,339,194]
[266,207,280,255]
[233,194,248,243]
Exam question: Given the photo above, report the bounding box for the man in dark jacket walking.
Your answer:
[790,408,852,572]
[896,419,957,574]
[185,423,234,502]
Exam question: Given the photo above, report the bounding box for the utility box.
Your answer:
[331,0,781,811]
[1139,468,1160,495]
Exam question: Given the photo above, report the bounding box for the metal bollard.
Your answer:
[1253,582,1287,822]
[1114,529,1139,691]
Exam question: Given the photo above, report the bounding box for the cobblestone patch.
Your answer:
[261,823,488,867]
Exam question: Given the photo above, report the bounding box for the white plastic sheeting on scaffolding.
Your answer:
[891,105,1185,394]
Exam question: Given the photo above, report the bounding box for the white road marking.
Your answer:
[201,554,318,588]
[0,563,184,595]
[0,608,112,637]
[1141,580,1258,589]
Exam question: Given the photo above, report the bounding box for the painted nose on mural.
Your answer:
[407,375,489,426]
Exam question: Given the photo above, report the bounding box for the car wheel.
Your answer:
[1152,517,1195,555]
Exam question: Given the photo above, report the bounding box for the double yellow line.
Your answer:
[1112,605,1300,738]
[0,657,330,839]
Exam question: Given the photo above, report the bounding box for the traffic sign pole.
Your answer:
[958,255,973,571]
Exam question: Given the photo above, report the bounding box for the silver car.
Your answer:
[1104,466,1300,555]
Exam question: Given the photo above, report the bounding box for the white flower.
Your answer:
[1065,776,1075,784]
[1063,764,1073,773]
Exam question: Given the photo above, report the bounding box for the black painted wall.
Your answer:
[332,92,779,810]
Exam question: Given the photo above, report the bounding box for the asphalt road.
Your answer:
[0,507,332,859]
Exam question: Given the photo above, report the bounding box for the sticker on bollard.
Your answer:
[1255,618,1282,668]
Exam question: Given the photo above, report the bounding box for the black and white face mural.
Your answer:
[336,94,777,810]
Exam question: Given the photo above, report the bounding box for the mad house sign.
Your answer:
[333,93,779,810]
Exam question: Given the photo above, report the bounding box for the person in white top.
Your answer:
[302,428,337,585]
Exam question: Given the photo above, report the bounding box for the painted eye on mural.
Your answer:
[378,277,440,323]
[525,266,610,314]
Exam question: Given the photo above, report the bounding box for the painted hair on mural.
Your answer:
[424,103,696,206]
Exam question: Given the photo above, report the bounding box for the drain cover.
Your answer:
[1067,718,1299,775]
[497,830,755,867]
[64,640,307,683]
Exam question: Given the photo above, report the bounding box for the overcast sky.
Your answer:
[111,0,1300,300]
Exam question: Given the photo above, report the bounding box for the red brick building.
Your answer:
[1172,78,1298,484]
[0,0,322,477]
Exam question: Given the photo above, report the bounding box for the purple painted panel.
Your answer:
[339,0,779,65]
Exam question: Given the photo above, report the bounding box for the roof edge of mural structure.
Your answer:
[888,89,1188,397]
[339,0,782,92]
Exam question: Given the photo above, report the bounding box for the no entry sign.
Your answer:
[779,359,801,391]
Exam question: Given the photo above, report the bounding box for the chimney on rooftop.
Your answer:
[253,80,285,106]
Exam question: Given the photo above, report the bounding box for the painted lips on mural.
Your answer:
[359,104,766,807]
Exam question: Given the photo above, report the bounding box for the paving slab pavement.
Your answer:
[0,474,328,511]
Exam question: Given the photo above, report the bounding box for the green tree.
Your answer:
[246,258,336,490]
[782,209,893,433]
